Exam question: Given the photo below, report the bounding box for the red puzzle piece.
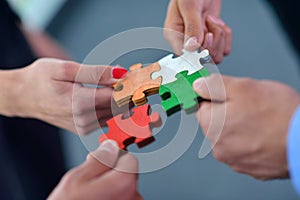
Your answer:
[99,104,162,150]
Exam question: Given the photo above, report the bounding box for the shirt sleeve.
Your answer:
[288,106,300,196]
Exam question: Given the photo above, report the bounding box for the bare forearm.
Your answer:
[0,69,23,117]
[19,25,70,60]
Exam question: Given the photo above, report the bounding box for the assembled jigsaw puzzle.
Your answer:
[101,49,211,149]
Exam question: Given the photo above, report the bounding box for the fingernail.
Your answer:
[99,139,119,152]
[208,15,225,26]
[112,65,127,79]
[184,36,200,50]
[193,78,205,91]
[207,33,213,47]
[216,18,225,26]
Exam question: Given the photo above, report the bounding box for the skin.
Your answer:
[193,74,300,180]
[0,58,125,134]
[48,140,143,200]
[20,25,70,60]
[164,0,232,63]
[3,22,140,199]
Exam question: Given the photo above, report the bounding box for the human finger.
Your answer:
[205,15,226,63]
[193,74,230,102]
[55,62,127,85]
[61,140,119,182]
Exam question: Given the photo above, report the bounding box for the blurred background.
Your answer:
[9,0,300,199]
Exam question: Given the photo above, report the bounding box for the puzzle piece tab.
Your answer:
[99,104,162,150]
[151,49,209,85]
[159,68,210,116]
[113,62,162,107]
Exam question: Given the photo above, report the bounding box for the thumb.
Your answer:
[74,140,119,181]
[193,74,227,102]
[180,3,204,50]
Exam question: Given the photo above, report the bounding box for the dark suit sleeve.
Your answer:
[267,0,300,59]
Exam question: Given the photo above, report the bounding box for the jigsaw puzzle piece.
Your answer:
[151,49,209,85]
[113,62,162,107]
[159,68,210,116]
[99,104,162,150]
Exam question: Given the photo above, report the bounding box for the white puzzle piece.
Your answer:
[151,49,210,85]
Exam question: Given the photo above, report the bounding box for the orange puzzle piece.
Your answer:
[99,104,162,150]
[113,62,162,107]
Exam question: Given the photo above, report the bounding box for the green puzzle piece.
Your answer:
[159,68,210,116]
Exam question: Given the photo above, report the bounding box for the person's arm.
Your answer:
[19,25,70,59]
[0,69,24,117]
[193,74,300,180]
[48,140,142,200]
[164,0,232,63]
[0,58,127,134]
[288,106,300,195]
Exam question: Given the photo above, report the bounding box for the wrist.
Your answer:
[0,68,26,117]
[287,106,300,195]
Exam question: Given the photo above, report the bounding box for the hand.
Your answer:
[164,0,232,63]
[20,25,70,60]
[193,74,300,180]
[11,58,127,134]
[48,140,142,200]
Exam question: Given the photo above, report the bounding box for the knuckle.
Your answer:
[33,58,46,65]
[242,78,257,90]
[75,116,90,128]
[76,126,89,135]
[231,77,255,92]
[239,77,254,85]
[73,107,85,116]
[180,0,197,10]
[212,146,225,162]
[115,175,137,194]
[213,26,224,38]
[59,61,76,78]
[73,100,88,115]
[231,165,245,174]
[92,66,105,83]
[125,153,138,165]
[225,26,232,36]
[163,28,171,40]
[186,23,197,35]
[219,28,225,37]
[61,168,81,187]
